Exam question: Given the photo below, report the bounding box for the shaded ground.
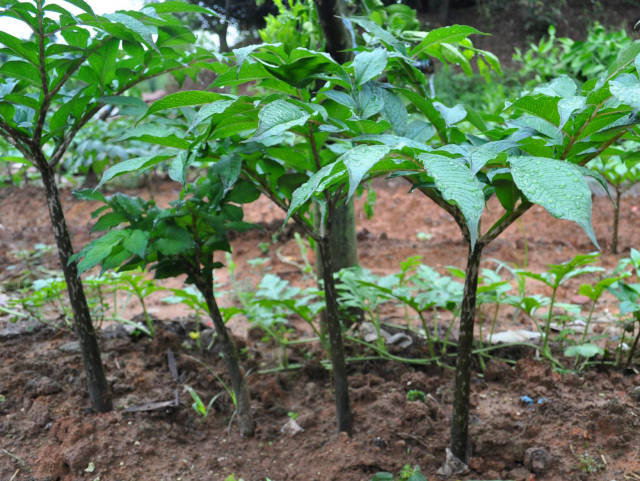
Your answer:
[1,178,640,480]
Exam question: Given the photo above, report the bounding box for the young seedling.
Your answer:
[74,171,259,436]
[518,253,604,361]
[588,144,640,253]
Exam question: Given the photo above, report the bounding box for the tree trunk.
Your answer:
[612,187,621,254]
[39,162,112,412]
[314,0,352,64]
[318,236,353,433]
[449,242,484,462]
[201,282,255,436]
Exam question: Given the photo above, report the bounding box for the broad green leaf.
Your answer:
[123,229,149,258]
[606,41,640,78]
[145,1,218,15]
[0,60,39,85]
[145,91,227,117]
[557,96,586,128]
[0,31,38,65]
[250,99,309,141]
[357,84,384,119]
[118,124,190,149]
[509,156,598,247]
[286,162,342,222]
[564,343,603,358]
[341,145,390,199]
[62,0,95,16]
[419,153,485,247]
[323,90,356,109]
[92,211,128,231]
[609,74,640,109]
[512,95,561,126]
[380,88,408,134]
[168,152,188,184]
[98,154,172,188]
[77,230,127,273]
[348,17,406,53]
[353,49,388,87]
[103,13,157,49]
[397,88,447,141]
[156,226,194,256]
[190,100,235,131]
[411,25,484,57]
[433,102,466,127]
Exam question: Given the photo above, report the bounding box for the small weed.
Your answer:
[406,390,426,402]
[578,452,604,473]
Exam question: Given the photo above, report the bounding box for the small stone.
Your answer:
[58,341,81,353]
[629,386,640,402]
[524,446,553,474]
[280,418,304,436]
[372,436,387,448]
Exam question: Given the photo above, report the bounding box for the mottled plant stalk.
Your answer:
[40,161,112,412]
[449,242,484,462]
[200,281,255,437]
[318,236,353,434]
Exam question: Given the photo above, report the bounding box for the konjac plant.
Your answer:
[285,34,640,470]
[103,21,497,433]
[0,0,219,412]
[73,172,259,436]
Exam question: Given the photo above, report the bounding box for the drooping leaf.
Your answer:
[145,91,228,118]
[419,153,485,247]
[249,99,309,141]
[341,145,390,199]
[123,229,149,258]
[509,156,598,247]
[609,74,640,109]
[98,155,172,188]
[411,25,485,57]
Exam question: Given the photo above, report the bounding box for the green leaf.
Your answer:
[103,13,157,49]
[512,95,561,126]
[63,0,95,16]
[0,31,38,65]
[341,145,390,199]
[145,91,227,118]
[227,180,261,204]
[564,343,603,358]
[411,25,485,57]
[92,211,128,231]
[606,41,640,78]
[419,153,485,247]
[0,60,40,85]
[168,152,188,184]
[250,99,309,141]
[286,162,342,222]
[609,74,640,109]
[353,48,388,87]
[77,230,127,273]
[144,1,218,15]
[156,226,194,256]
[509,156,598,247]
[123,229,149,258]
[348,16,405,53]
[98,155,172,188]
[397,89,447,141]
[433,102,466,127]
